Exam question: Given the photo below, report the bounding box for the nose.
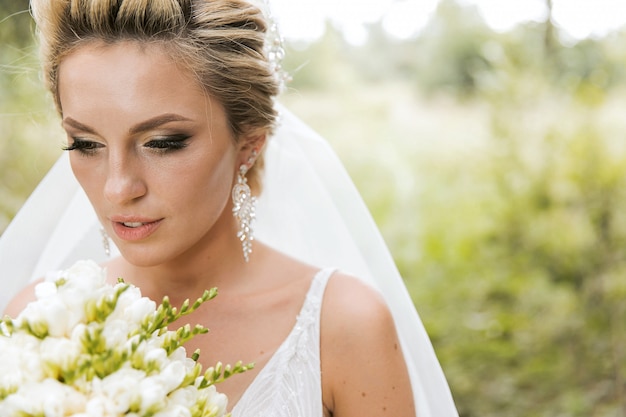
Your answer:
[103,151,147,205]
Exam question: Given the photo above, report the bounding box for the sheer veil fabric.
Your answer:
[0,104,458,416]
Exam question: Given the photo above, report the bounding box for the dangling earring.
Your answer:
[232,152,257,262]
[100,226,111,257]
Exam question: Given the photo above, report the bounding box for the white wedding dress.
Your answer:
[0,105,458,416]
[232,268,332,417]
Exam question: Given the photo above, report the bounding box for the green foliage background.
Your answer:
[2,0,626,415]
[0,0,62,233]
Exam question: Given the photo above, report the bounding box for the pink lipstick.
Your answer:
[110,217,162,241]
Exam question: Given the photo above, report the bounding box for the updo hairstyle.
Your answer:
[30,0,281,192]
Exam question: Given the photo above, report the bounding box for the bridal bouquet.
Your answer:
[0,260,248,417]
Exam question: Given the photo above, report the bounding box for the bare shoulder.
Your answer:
[322,272,391,326]
[3,280,41,318]
[321,272,416,417]
[321,272,396,351]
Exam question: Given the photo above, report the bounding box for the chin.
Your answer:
[115,245,170,268]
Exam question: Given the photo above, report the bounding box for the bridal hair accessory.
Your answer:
[232,151,258,262]
[266,20,291,91]
[252,0,291,91]
[100,225,111,257]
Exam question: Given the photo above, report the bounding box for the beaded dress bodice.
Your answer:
[230,268,333,417]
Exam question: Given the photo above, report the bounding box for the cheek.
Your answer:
[69,156,106,204]
[162,150,237,212]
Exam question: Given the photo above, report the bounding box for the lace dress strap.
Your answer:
[231,268,334,417]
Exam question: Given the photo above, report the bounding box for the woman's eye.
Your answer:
[144,135,190,152]
[62,138,103,155]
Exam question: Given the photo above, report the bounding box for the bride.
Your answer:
[0,0,458,416]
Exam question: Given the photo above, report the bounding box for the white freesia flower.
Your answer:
[17,293,70,337]
[60,259,107,290]
[197,385,229,416]
[157,361,187,393]
[40,336,80,372]
[0,332,44,386]
[168,386,198,408]
[1,379,86,417]
[0,260,239,417]
[70,322,88,343]
[84,394,120,417]
[144,344,169,368]
[0,338,25,391]
[101,318,131,348]
[153,404,193,417]
[138,375,171,411]
[170,347,198,373]
[98,367,144,412]
[121,294,156,325]
[34,280,57,299]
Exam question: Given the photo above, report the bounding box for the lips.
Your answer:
[110,217,163,241]
[122,222,146,228]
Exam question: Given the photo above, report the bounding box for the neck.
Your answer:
[106,231,261,307]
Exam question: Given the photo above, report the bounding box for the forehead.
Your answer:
[57,41,222,125]
[59,40,202,92]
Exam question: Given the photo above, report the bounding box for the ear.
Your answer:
[238,128,267,166]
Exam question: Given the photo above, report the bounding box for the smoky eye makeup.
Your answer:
[143,134,191,152]
[62,137,103,155]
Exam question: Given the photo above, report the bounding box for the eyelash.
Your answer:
[63,135,191,155]
[145,134,190,152]
[62,138,101,155]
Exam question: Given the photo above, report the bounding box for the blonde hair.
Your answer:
[30,0,280,191]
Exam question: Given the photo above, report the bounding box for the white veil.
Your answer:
[0,104,458,416]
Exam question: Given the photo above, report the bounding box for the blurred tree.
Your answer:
[283,24,363,92]
[543,0,556,57]
[407,0,495,97]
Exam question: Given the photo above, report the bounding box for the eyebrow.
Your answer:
[128,114,193,135]
[62,117,97,134]
[62,113,192,135]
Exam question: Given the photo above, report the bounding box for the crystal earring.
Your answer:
[100,226,111,257]
[232,155,257,262]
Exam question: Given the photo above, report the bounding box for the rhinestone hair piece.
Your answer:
[251,0,291,91]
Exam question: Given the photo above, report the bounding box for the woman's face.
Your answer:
[58,42,243,266]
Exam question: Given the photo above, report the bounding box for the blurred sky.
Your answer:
[270,0,626,44]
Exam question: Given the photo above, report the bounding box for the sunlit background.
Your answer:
[2,1,626,416]
[273,0,626,43]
